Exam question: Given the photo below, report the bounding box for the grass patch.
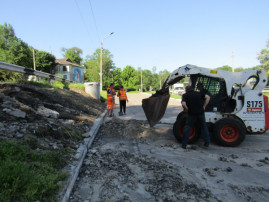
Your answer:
[100,90,107,103]
[127,90,140,93]
[0,139,68,201]
[69,83,84,91]
[16,80,85,91]
[170,94,182,99]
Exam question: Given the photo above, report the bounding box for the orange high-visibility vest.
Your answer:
[119,90,127,101]
[112,88,116,109]
[107,88,113,104]
[107,87,113,109]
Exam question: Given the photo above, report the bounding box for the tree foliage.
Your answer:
[35,50,56,73]
[111,68,122,89]
[257,39,269,79]
[84,48,115,89]
[61,47,83,65]
[84,55,99,82]
[0,23,32,68]
[0,23,33,80]
[159,69,170,87]
[142,70,154,91]
[215,65,233,71]
[234,67,244,72]
[121,65,138,88]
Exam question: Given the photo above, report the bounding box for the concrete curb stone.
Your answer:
[61,110,107,202]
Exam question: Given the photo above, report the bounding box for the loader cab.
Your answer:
[190,75,236,113]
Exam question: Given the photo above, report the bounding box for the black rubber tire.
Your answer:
[173,115,200,144]
[213,117,246,147]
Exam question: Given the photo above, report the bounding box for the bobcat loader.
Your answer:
[142,64,269,146]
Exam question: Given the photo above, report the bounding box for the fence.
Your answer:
[0,61,72,83]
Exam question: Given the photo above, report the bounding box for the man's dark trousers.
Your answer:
[182,113,210,147]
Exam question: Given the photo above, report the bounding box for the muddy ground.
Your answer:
[70,93,269,202]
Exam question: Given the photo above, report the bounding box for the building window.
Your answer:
[63,66,67,71]
[63,75,67,79]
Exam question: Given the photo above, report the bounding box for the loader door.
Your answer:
[193,75,236,113]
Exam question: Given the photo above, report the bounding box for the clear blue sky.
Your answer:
[1,0,268,73]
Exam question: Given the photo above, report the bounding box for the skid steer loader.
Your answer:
[142,64,269,146]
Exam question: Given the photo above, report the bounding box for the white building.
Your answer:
[53,58,85,83]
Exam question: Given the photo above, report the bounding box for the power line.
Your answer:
[74,0,94,45]
[88,0,100,42]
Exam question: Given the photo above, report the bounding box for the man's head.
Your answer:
[185,85,193,92]
[110,83,114,88]
[120,85,124,90]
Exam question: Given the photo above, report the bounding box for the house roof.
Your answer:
[55,58,83,68]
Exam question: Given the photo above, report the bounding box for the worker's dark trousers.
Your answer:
[182,113,210,146]
[120,100,126,114]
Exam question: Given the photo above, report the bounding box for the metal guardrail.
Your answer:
[0,61,72,83]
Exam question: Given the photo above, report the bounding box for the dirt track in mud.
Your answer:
[70,93,269,202]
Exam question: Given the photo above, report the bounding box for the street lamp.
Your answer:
[100,32,114,92]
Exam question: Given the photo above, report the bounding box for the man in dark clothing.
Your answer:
[181,85,210,149]
[117,85,128,115]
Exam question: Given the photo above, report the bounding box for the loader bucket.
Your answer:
[142,92,170,127]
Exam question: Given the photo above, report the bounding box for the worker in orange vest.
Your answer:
[117,85,128,115]
[112,86,116,110]
[107,83,116,117]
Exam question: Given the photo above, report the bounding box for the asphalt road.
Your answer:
[114,92,182,124]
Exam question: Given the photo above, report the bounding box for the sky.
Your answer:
[1,0,269,73]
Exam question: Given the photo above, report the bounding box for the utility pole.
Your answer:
[100,41,103,91]
[33,48,36,71]
[141,70,143,92]
[100,32,114,92]
[232,51,234,72]
[33,48,36,81]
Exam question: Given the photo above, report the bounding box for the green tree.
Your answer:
[84,48,115,89]
[151,73,160,90]
[216,65,233,71]
[142,69,153,91]
[250,65,262,70]
[35,50,56,73]
[0,23,32,80]
[61,47,83,65]
[121,65,138,88]
[159,69,170,88]
[0,23,32,68]
[234,67,244,72]
[111,68,122,89]
[84,55,99,82]
[257,39,269,79]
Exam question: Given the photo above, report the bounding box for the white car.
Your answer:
[173,86,184,95]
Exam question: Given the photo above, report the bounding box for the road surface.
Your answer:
[70,93,269,201]
[114,92,182,123]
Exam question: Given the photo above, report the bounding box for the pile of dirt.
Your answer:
[98,117,169,141]
[0,82,106,152]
